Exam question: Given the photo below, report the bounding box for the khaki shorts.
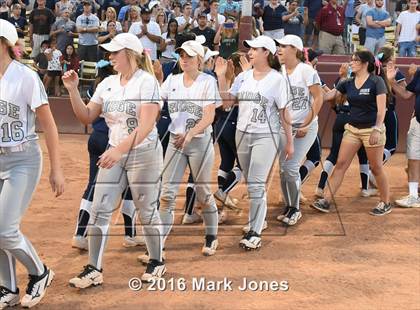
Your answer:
[407,117,420,160]
[343,123,386,148]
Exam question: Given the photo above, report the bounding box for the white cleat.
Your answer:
[72,236,88,251]
[0,287,19,309]
[181,212,202,225]
[69,265,103,289]
[123,235,146,248]
[202,235,218,256]
[21,266,54,308]
[141,260,166,283]
[239,231,261,250]
[361,188,378,197]
[395,195,420,208]
[242,220,268,233]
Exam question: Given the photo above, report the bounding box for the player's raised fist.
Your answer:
[62,70,80,90]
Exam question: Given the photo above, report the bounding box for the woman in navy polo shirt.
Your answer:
[262,0,287,40]
[311,50,392,216]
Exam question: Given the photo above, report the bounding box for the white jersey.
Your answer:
[281,63,321,127]
[0,60,48,147]
[230,69,288,134]
[161,72,220,136]
[91,69,161,148]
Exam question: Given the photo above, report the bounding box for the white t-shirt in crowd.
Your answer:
[100,20,123,32]
[281,62,321,127]
[45,48,62,71]
[91,69,161,148]
[161,32,176,59]
[396,10,420,43]
[129,21,162,60]
[176,15,193,27]
[193,13,227,29]
[0,60,48,147]
[160,72,221,136]
[230,69,288,134]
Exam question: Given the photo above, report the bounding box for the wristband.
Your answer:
[372,125,382,133]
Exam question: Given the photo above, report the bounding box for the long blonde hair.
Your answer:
[125,49,155,76]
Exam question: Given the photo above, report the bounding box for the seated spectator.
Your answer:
[194,0,209,19]
[102,0,124,19]
[123,5,140,32]
[34,0,56,11]
[263,0,287,40]
[61,43,80,73]
[170,1,183,19]
[50,9,76,54]
[73,0,99,19]
[176,2,194,32]
[76,0,100,62]
[160,18,178,63]
[156,9,168,33]
[214,17,238,59]
[33,39,49,80]
[44,39,62,96]
[8,4,27,39]
[101,7,123,32]
[395,0,420,57]
[149,0,160,21]
[29,0,56,58]
[192,12,216,49]
[98,20,118,44]
[315,0,345,54]
[118,0,137,22]
[207,0,226,31]
[282,0,304,36]
[55,0,74,17]
[364,0,391,54]
[10,0,29,18]
[219,0,240,19]
[0,0,10,20]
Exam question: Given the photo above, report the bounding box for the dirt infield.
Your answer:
[16,134,419,309]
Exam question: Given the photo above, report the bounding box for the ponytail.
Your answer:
[126,48,155,77]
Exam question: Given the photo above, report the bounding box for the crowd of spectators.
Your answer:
[0,0,418,95]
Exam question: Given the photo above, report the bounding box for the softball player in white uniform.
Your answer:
[0,20,65,309]
[158,40,220,256]
[216,36,293,250]
[63,33,165,286]
[275,35,323,226]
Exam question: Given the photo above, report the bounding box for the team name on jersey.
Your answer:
[237,92,269,109]
[168,101,203,118]
[359,88,371,96]
[0,100,20,119]
[103,100,136,116]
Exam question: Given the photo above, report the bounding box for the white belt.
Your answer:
[0,143,27,155]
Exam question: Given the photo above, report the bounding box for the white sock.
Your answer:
[408,182,419,198]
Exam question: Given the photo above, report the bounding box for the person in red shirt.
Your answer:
[315,0,345,54]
